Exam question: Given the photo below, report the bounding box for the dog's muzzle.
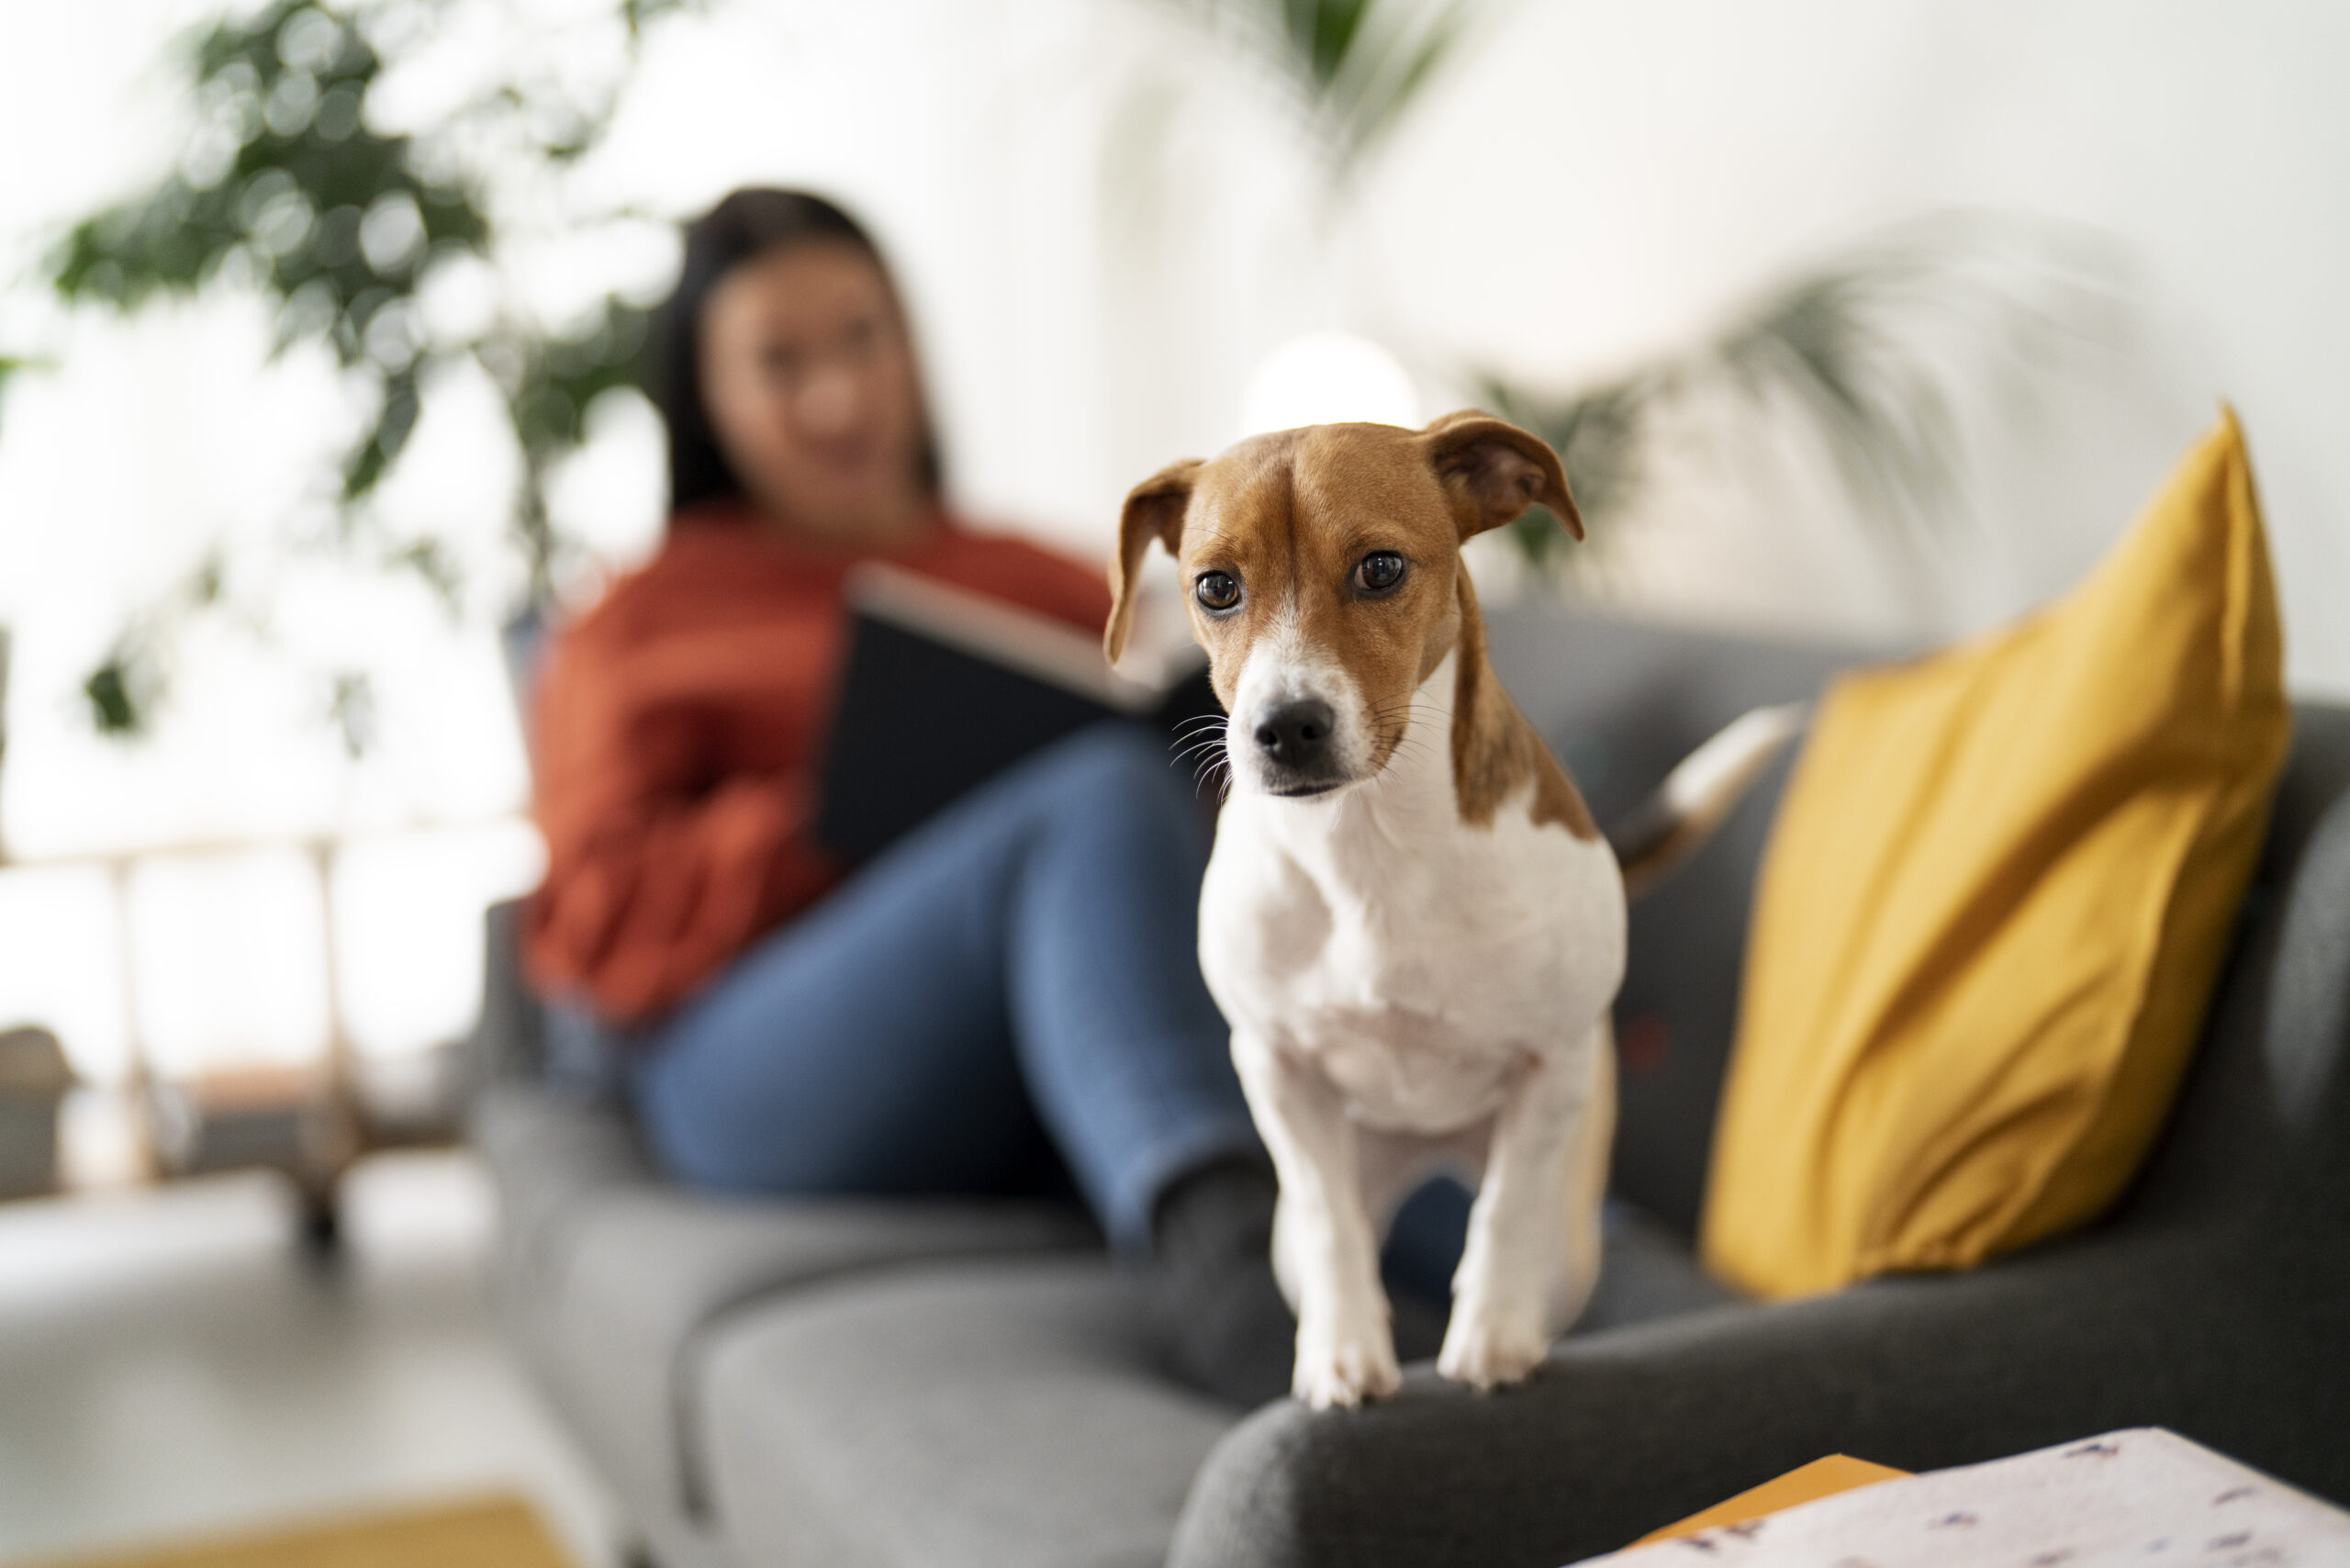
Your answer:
[1248,698,1348,796]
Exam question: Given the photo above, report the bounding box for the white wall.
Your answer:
[589,0,2350,685]
[1370,0,2350,678]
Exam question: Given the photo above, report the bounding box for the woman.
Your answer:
[523,189,1300,1402]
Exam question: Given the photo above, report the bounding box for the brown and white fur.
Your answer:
[1107,412,1629,1409]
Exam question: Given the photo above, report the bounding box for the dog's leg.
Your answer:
[1550,1031,1615,1327]
[1438,1024,1614,1390]
[1233,1032,1401,1408]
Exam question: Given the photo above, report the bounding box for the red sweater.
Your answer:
[525,506,1113,1024]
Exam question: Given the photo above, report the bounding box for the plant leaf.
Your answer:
[84,646,157,738]
[1477,231,2023,581]
[32,1,668,732]
[1175,0,1472,167]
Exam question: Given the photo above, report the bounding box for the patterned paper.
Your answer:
[1579,1429,2350,1567]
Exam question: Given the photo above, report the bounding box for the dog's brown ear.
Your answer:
[1421,410,1583,542]
[1106,457,1202,664]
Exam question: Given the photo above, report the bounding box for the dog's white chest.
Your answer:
[1200,746,1625,1133]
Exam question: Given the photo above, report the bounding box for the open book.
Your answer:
[1583,1428,2350,1566]
[813,563,1216,862]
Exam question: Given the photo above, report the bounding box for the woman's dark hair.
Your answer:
[655,187,940,515]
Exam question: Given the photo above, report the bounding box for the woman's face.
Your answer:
[698,240,930,545]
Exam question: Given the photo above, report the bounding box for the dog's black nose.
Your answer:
[1253,700,1334,767]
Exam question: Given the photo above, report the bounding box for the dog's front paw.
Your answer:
[1292,1314,1402,1409]
[1437,1297,1550,1391]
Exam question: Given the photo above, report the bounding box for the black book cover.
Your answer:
[813,565,1216,862]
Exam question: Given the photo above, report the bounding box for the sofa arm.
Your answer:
[463,897,546,1092]
[1173,715,2350,1568]
[1168,1224,2296,1568]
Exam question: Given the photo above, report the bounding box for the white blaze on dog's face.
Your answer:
[1104,413,1582,799]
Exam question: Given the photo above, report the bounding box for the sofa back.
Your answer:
[1489,599,2350,1254]
[1484,603,1883,1236]
[2108,704,2350,1238]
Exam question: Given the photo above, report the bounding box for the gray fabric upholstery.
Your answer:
[693,1218,1745,1568]
[699,1259,1233,1568]
[1573,1204,1740,1333]
[1482,605,1885,830]
[686,1201,1735,1568]
[1487,603,1886,1237]
[464,900,547,1090]
[474,1083,1096,1523]
[1168,705,2350,1568]
[474,1079,658,1325]
[541,1187,1095,1517]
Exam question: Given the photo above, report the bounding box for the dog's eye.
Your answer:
[1353,552,1407,595]
[1194,572,1242,612]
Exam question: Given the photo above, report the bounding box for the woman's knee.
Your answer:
[1030,721,1192,812]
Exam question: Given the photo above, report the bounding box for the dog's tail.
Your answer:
[1607,703,1810,900]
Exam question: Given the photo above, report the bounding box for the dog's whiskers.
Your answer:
[1191,750,1233,801]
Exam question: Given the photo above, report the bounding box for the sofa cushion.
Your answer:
[554,1187,1096,1516]
[1705,413,2290,1299]
[472,1080,656,1317]
[475,1081,1097,1518]
[698,1258,1232,1568]
[690,1204,1738,1568]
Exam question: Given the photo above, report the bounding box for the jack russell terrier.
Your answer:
[1105,411,1794,1409]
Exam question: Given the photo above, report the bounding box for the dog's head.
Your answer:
[1107,412,1579,799]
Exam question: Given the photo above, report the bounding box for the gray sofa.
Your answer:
[470,603,2350,1568]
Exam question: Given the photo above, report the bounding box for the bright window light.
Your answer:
[0,866,129,1085]
[331,821,545,1060]
[127,849,331,1081]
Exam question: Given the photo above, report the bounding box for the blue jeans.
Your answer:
[629,723,1263,1251]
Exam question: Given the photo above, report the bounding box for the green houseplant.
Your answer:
[17,0,692,741]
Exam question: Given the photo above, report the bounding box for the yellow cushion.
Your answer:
[1700,411,2289,1300]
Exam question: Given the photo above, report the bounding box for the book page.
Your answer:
[1579,1429,2350,1568]
[845,564,1171,712]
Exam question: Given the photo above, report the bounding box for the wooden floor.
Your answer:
[0,1154,619,1568]
[22,1495,574,1568]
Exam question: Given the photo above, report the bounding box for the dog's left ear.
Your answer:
[1106,457,1202,664]
[1421,410,1583,542]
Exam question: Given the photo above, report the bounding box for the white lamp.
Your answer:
[1238,332,1421,437]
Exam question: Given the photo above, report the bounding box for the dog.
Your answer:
[1104,411,1777,1408]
